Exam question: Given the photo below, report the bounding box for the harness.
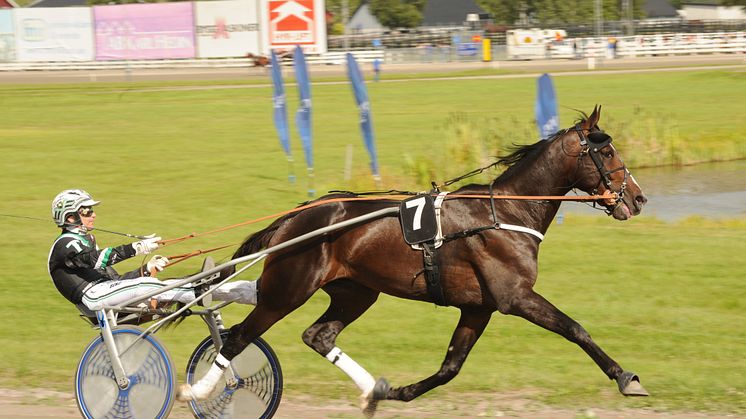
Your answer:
[574,126,628,215]
[400,189,545,307]
[402,126,627,307]
[399,192,450,306]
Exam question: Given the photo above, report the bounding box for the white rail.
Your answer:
[0,50,385,72]
[573,31,746,59]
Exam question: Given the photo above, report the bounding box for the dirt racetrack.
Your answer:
[1,387,742,419]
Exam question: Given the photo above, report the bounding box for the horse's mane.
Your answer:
[496,140,546,168]
[492,112,594,185]
[492,128,564,184]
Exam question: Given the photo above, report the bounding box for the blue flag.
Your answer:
[346,53,380,179]
[535,73,559,139]
[293,45,313,171]
[270,51,291,157]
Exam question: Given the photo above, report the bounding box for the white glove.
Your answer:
[147,255,169,275]
[133,236,161,255]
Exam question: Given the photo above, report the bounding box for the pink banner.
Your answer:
[94,3,195,60]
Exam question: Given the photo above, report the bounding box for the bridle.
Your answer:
[573,125,628,215]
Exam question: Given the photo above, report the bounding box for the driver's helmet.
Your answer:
[51,189,100,227]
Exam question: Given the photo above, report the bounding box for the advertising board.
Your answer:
[195,0,261,58]
[93,3,195,60]
[260,0,326,54]
[0,10,14,62]
[13,8,94,62]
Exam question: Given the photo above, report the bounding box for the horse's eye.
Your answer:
[603,149,614,158]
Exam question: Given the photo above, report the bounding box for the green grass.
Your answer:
[1,68,745,414]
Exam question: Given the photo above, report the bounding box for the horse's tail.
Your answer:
[218,214,296,280]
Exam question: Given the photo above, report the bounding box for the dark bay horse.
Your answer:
[178,107,649,414]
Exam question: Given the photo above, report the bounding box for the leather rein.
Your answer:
[160,133,625,265]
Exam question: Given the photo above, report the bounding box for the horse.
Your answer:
[246,53,269,67]
[247,50,293,67]
[178,106,650,415]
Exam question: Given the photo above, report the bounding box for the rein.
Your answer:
[159,133,627,264]
[158,191,617,265]
[161,192,615,246]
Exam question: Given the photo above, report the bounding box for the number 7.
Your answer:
[405,197,426,231]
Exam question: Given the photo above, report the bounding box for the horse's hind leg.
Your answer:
[178,270,319,402]
[301,280,385,412]
[383,308,492,402]
[507,287,649,396]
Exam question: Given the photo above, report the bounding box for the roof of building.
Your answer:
[0,0,19,7]
[29,0,87,7]
[348,2,385,32]
[645,0,680,18]
[421,0,487,27]
[680,0,722,5]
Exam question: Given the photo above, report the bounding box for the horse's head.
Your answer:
[568,106,647,220]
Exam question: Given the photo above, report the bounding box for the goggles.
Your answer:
[78,206,95,217]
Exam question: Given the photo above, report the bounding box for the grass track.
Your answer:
[1,67,744,414]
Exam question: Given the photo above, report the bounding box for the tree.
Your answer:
[368,0,425,28]
[478,0,536,25]
[326,0,363,25]
[720,0,746,7]
[479,0,647,26]
[534,0,595,25]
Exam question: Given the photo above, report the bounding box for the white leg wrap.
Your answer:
[209,280,257,305]
[325,347,376,395]
[184,354,229,400]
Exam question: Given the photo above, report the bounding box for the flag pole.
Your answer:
[294,45,314,197]
[346,53,381,187]
[287,155,295,184]
[270,50,294,183]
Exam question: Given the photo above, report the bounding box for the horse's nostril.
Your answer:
[635,194,648,207]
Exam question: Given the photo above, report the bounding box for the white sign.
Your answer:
[195,0,261,58]
[260,0,326,54]
[14,8,94,62]
[0,10,15,62]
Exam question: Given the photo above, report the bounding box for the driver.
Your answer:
[48,189,257,312]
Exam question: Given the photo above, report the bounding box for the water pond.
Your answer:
[561,160,746,221]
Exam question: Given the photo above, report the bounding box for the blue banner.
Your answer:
[270,50,291,158]
[293,45,313,171]
[346,53,380,178]
[535,73,559,139]
[456,43,478,56]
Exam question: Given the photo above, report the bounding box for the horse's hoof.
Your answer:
[360,377,389,418]
[361,398,378,418]
[372,377,390,400]
[617,371,650,397]
[176,383,196,402]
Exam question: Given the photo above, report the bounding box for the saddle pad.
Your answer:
[399,194,438,245]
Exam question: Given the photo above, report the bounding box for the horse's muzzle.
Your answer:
[610,193,647,220]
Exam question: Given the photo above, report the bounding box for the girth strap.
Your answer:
[443,223,544,243]
[421,242,447,306]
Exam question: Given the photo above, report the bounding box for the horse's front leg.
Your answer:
[507,287,649,396]
[382,308,491,403]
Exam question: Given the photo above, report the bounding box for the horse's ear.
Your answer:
[582,105,602,130]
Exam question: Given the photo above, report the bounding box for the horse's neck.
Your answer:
[492,143,572,233]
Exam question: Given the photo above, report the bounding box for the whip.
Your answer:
[0,213,150,239]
